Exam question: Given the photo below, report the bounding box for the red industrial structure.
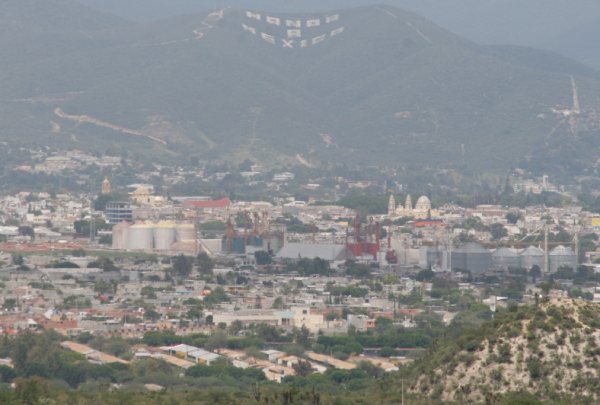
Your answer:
[346,215,381,258]
[222,210,284,255]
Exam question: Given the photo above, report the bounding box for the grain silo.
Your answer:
[549,245,577,273]
[492,248,520,271]
[451,243,492,273]
[111,222,130,250]
[154,222,177,251]
[419,246,444,269]
[176,224,196,242]
[520,246,545,270]
[127,223,154,251]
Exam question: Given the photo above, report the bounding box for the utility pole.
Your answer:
[447,227,452,271]
[89,202,95,243]
[544,225,549,274]
[574,228,580,265]
[401,379,404,405]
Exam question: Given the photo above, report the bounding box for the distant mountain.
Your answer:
[3,4,600,176]
[0,0,124,66]
[547,19,600,71]
[78,0,600,70]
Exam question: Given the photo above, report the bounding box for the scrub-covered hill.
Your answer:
[411,298,600,403]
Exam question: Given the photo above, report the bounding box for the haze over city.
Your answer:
[1,1,600,404]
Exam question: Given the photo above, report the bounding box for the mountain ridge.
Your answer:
[2,4,600,175]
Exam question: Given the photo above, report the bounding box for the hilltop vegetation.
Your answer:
[410,298,600,403]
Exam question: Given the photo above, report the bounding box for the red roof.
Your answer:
[414,220,444,228]
[184,197,231,209]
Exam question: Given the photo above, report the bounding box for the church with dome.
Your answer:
[388,194,438,219]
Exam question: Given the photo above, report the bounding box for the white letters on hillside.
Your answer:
[242,11,346,49]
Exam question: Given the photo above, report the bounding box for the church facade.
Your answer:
[388,195,438,219]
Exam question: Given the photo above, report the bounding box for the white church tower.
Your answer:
[388,195,396,217]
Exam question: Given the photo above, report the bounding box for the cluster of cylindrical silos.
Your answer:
[421,243,577,273]
[112,221,196,252]
[492,245,577,272]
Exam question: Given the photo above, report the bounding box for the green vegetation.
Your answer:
[285,258,330,276]
[200,220,226,232]
[337,193,389,215]
[1,298,599,405]
[88,257,119,272]
[196,252,215,275]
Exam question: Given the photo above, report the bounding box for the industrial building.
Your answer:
[345,215,381,260]
[222,212,284,255]
[105,202,133,224]
[276,243,354,262]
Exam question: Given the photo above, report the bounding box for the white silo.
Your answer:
[549,245,577,273]
[520,246,545,270]
[127,223,154,251]
[154,222,177,251]
[176,224,196,242]
[492,248,520,271]
[112,222,130,250]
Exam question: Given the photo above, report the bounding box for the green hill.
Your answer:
[411,298,600,403]
[2,4,600,174]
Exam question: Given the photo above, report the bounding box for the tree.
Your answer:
[71,249,87,257]
[346,263,371,278]
[186,308,202,322]
[505,212,520,224]
[228,320,243,335]
[539,281,554,297]
[196,252,214,275]
[203,287,229,308]
[529,265,542,283]
[11,253,24,266]
[490,223,508,240]
[172,255,193,277]
[15,378,49,405]
[3,298,17,311]
[238,159,254,172]
[292,360,313,377]
[98,235,112,246]
[94,192,128,211]
[416,269,435,282]
[88,257,118,272]
[293,326,310,348]
[18,226,35,240]
[205,330,227,351]
[73,219,110,237]
[94,280,116,295]
[375,317,393,333]
[144,308,160,321]
[141,286,157,299]
[379,346,397,357]
[272,297,285,309]
[254,251,272,265]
